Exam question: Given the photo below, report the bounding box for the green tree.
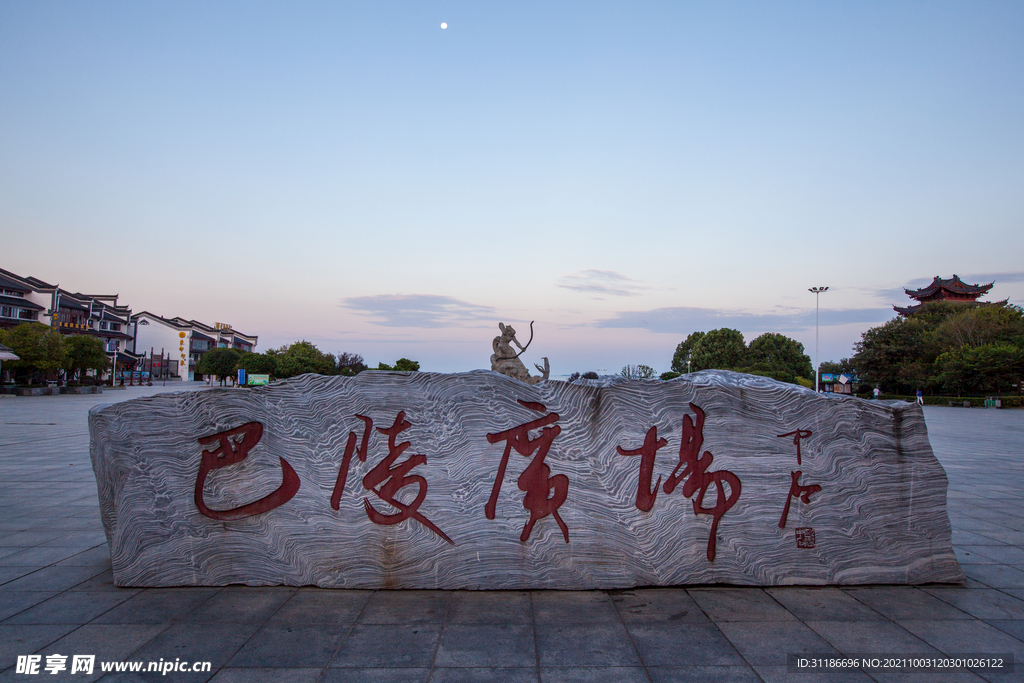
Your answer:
[0,323,66,383]
[747,333,813,381]
[671,331,706,373]
[376,358,420,372]
[195,348,242,385]
[63,335,109,382]
[853,302,1024,395]
[934,344,1024,395]
[272,341,337,378]
[236,351,278,376]
[690,328,747,371]
[621,364,656,379]
[337,352,367,376]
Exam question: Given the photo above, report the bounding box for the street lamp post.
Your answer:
[808,287,829,392]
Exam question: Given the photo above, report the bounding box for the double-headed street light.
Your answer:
[809,286,829,392]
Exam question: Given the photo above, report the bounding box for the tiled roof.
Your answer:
[0,294,44,310]
[905,275,994,299]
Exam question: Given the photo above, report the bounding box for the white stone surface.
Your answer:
[89,370,963,588]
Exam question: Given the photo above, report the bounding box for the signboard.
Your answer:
[237,369,247,386]
[821,373,835,382]
[247,374,270,386]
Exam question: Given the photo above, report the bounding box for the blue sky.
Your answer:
[3,1,1022,374]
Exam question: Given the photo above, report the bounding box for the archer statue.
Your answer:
[490,321,550,385]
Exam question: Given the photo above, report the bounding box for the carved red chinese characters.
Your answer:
[776,429,821,533]
[617,403,741,562]
[332,412,454,545]
[486,400,570,543]
[194,422,300,521]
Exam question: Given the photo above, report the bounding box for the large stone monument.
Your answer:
[89,370,962,588]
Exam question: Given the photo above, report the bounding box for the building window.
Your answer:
[1,306,11,318]
[111,323,120,332]
[99,321,108,330]
[2,289,24,298]
[18,309,37,320]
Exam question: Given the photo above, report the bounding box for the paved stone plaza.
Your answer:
[1,385,1023,682]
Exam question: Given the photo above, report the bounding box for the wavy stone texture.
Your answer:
[88,370,963,588]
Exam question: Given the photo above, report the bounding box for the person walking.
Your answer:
[873,386,881,400]
[916,388,924,405]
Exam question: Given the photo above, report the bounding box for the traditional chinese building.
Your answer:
[0,268,55,329]
[129,312,258,381]
[893,274,1006,317]
[0,267,141,378]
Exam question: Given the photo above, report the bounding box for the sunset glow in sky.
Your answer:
[3,2,1022,374]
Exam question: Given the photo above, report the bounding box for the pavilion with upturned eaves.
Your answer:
[893,274,1007,317]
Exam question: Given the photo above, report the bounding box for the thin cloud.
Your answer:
[341,294,497,329]
[854,272,1024,304]
[594,306,895,334]
[558,270,647,297]
[962,271,1024,285]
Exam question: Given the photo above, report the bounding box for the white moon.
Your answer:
[440,22,447,29]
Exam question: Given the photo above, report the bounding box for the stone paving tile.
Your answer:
[227,624,348,668]
[0,545,96,567]
[55,547,112,569]
[767,587,885,621]
[268,588,372,625]
[985,619,1024,642]
[90,588,221,624]
[323,671,432,679]
[356,590,449,624]
[434,624,535,668]
[960,564,1024,589]
[127,622,263,674]
[805,620,940,657]
[429,667,537,683]
[539,667,650,683]
[327,624,440,668]
[40,531,108,547]
[535,623,642,667]
[0,565,37,585]
[967,545,1024,566]
[610,588,710,623]
[0,529,75,546]
[531,590,620,624]
[0,591,54,621]
[649,666,764,682]
[208,669,322,683]
[922,588,1024,620]
[39,624,168,683]
[0,565,108,592]
[898,619,1024,663]
[956,546,1001,565]
[66,569,121,592]
[626,621,744,666]
[3,590,135,624]
[0,624,79,669]
[845,587,973,621]
[716,619,840,666]
[179,587,295,624]
[687,587,795,622]
[952,530,1009,546]
[446,591,533,624]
